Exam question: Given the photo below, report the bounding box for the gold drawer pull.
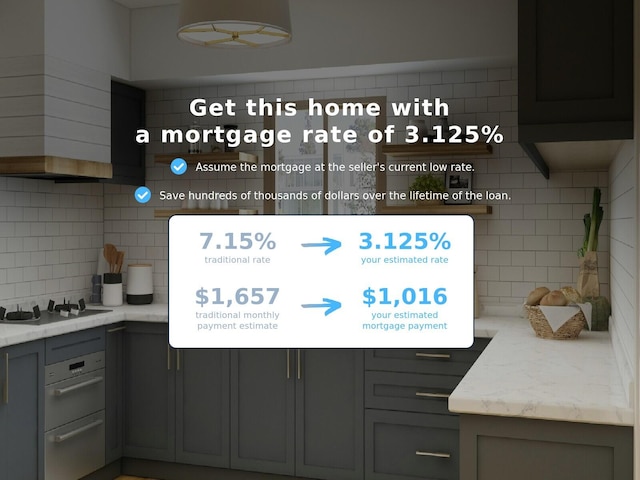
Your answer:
[415,352,451,359]
[106,326,127,333]
[416,450,451,459]
[286,349,290,379]
[415,392,450,399]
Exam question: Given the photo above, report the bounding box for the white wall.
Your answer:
[0,178,104,307]
[45,0,131,80]
[609,140,636,403]
[129,0,517,84]
[0,0,44,57]
[0,0,130,162]
[102,64,610,307]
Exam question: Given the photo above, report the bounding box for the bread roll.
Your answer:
[540,290,568,306]
[560,286,582,304]
[526,287,550,306]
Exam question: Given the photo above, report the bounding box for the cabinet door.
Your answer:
[110,80,146,185]
[123,322,175,461]
[460,414,633,480]
[295,349,364,480]
[518,0,633,142]
[176,348,230,467]
[230,349,295,475]
[105,324,125,464]
[0,340,45,480]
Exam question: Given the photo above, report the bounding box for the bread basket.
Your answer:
[524,304,587,340]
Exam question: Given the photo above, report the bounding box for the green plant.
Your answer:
[409,174,445,193]
[577,188,604,257]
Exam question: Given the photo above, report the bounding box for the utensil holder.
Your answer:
[127,264,153,305]
[103,273,123,307]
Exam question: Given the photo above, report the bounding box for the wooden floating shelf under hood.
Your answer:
[0,156,113,180]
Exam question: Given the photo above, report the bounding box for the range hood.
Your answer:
[0,156,113,181]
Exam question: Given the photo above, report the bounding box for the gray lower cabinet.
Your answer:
[123,322,175,461]
[365,339,489,480]
[105,323,126,464]
[459,414,633,480]
[366,410,459,480]
[122,322,230,467]
[231,349,364,480]
[0,340,45,480]
[175,347,230,467]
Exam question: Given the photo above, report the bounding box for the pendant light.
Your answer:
[177,0,292,48]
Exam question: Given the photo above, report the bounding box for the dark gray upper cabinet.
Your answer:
[518,0,633,177]
[109,80,146,185]
[0,340,45,480]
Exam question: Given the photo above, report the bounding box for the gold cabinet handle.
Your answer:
[296,349,301,380]
[415,352,451,359]
[416,450,451,459]
[286,349,290,379]
[415,392,450,399]
[3,353,8,404]
[106,326,127,333]
[167,344,171,371]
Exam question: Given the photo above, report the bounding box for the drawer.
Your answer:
[45,367,105,431]
[365,371,460,415]
[45,410,105,480]
[365,410,459,480]
[45,327,105,365]
[365,337,490,375]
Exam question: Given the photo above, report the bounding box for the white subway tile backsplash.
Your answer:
[51,64,603,309]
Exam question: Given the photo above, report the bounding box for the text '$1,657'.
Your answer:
[195,287,280,307]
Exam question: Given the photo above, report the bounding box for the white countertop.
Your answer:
[0,303,632,426]
[449,315,634,427]
[0,304,168,348]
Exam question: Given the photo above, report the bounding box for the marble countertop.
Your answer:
[449,314,634,426]
[0,303,632,426]
[0,303,169,348]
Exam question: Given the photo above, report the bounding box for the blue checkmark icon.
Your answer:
[134,186,151,204]
[171,158,187,175]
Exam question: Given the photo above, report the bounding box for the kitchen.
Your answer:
[0,0,638,479]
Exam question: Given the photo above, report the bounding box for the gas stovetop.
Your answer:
[0,298,112,325]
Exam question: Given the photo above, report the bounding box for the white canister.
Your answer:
[103,273,123,307]
[127,264,153,304]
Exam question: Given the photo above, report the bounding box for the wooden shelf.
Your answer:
[154,208,258,218]
[154,152,258,164]
[381,143,493,157]
[378,205,492,215]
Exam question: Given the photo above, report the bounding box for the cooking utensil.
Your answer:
[115,251,125,274]
[103,244,117,273]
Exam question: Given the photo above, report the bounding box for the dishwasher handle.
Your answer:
[54,419,104,443]
[53,376,103,396]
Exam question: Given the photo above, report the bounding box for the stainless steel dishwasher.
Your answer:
[44,351,106,480]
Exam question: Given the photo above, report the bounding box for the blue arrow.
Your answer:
[301,298,342,316]
[301,237,342,255]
